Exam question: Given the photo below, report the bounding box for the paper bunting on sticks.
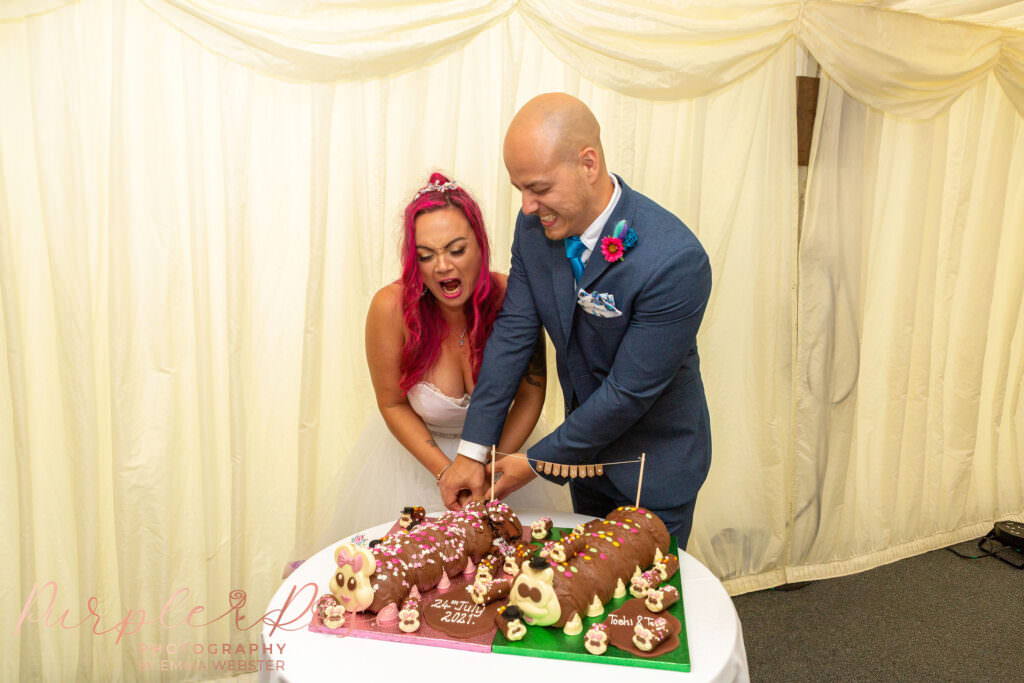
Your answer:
[490,447,646,505]
[527,460,612,479]
[497,450,640,487]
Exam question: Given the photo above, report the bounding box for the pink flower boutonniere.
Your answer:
[601,219,638,263]
[601,237,625,262]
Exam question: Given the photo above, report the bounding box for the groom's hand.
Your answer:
[485,454,537,501]
[440,455,486,510]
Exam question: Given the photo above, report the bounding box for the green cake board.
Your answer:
[491,528,690,672]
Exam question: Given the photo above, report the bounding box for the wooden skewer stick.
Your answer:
[490,445,496,501]
[635,452,647,507]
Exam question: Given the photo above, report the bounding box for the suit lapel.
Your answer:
[578,178,634,293]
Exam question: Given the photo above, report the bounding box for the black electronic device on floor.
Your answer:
[976,520,1024,570]
[992,520,1024,551]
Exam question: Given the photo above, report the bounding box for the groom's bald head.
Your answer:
[504,93,605,168]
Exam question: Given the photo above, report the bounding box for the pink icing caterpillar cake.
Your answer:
[328,500,522,622]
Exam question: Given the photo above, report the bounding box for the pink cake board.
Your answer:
[310,517,536,653]
[309,582,494,654]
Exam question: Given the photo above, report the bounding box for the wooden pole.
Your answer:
[635,452,646,507]
[490,445,496,501]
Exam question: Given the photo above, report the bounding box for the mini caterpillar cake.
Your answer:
[329,500,522,620]
[474,551,504,583]
[502,543,534,578]
[468,577,512,605]
[632,617,671,652]
[494,605,527,641]
[644,584,680,613]
[399,506,426,529]
[398,593,422,633]
[507,506,671,635]
[530,517,553,540]
[584,623,609,655]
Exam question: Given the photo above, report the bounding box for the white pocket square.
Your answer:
[577,289,622,318]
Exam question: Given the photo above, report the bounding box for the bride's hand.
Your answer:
[485,454,536,501]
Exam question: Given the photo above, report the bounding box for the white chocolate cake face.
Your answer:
[330,543,376,612]
[508,562,561,626]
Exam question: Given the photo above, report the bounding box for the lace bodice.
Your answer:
[405,381,470,439]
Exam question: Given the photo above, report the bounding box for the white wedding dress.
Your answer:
[308,381,572,553]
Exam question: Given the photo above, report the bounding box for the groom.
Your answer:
[440,93,712,547]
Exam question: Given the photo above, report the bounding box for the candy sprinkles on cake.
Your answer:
[329,499,522,621]
[316,481,688,668]
[506,506,671,635]
[326,499,678,636]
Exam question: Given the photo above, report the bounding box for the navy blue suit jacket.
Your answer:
[463,177,711,509]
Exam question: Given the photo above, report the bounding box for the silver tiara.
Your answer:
[415,180,460,198]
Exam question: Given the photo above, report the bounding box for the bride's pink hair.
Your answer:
[399,172,503,393]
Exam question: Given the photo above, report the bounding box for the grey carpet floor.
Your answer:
[732,539,1023,682]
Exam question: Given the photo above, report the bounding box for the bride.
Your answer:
[316,173,570,547]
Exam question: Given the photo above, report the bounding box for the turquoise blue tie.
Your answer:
[565,236,585,281]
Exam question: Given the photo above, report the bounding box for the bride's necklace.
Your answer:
[458,329,466,347]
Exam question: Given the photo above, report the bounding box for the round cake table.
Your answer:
[259,511,749,683]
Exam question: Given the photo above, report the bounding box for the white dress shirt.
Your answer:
[458,175,622,464]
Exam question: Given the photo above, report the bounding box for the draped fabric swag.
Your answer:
[1,1,1022,680]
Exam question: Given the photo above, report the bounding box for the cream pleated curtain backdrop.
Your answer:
[793,72,1024,580]
[132,0,1024,116]
[1,0,1022,680]
[0,3,794,680]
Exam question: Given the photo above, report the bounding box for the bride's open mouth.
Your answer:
[438,278,462,299]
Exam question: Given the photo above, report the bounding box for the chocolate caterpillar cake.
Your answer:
[329,500,522,618]
[507,506,670,635]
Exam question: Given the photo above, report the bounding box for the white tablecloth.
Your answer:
[259,511,749,683]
